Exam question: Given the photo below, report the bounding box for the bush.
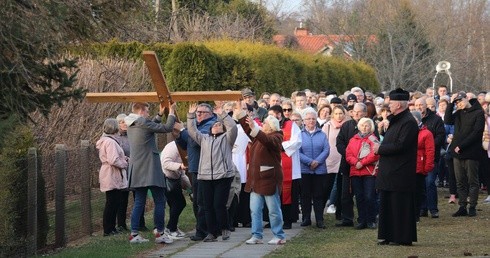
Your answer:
[0,118,48,256]
[73,39,380,96]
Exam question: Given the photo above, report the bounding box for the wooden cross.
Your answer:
[85,51,242,106]
[86,51,243,167]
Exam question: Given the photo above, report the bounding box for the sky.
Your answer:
[253,0,303,15]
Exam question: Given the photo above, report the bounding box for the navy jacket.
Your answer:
[176,114,217,173]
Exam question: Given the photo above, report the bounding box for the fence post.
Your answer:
[55,144,66,248]
[80,140,92,235]
[27,147,38,255]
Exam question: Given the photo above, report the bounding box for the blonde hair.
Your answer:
[357,118,374,133]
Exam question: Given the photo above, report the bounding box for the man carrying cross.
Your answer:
[125,101,177,244]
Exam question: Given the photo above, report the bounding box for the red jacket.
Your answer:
[416,126,435,175]
[346,133,380,177]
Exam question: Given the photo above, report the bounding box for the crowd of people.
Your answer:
[94,84,490,246]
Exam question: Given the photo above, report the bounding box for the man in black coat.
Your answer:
[374,88,418,246]
[414,97,446,218]
[444,91,485,217]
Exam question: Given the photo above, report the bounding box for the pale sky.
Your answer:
[254,0,304,15]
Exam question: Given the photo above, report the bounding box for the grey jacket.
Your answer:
[187,111,237,180]
[125,113,176,188]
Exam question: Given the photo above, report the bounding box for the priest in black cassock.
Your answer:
[373,88,418,246]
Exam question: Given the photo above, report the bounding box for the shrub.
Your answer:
[0,118,48,256]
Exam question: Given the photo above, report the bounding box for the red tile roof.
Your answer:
[273,28,375,56]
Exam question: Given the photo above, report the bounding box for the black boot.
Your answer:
[452,206,468,217]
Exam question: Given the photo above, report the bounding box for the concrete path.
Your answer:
[147,223,303,258]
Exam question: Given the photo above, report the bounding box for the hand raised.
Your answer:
[188,103,198,114]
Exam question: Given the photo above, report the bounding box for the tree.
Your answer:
[0,1,87,123]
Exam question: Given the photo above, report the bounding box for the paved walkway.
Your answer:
[147,223,304,258]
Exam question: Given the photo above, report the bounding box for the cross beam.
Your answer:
[85,51,242,104]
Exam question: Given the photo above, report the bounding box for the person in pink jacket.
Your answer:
[411,111,435,221]
[96,118,129,236]
[345,117,380,230]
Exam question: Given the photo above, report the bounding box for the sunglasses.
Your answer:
[283,108,293,112]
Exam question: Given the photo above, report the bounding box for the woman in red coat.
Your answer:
[411,111,435,221]
[346,117,380,230]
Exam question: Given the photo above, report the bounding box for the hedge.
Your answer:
[71,39,380,96]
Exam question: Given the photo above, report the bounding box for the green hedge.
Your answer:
[72,39,380,96]
[0,118,48,256]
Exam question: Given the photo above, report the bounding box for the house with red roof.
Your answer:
[273,25,375,59]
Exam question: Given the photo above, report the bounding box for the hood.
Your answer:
[96,135,116,150]
[124,113,140,126]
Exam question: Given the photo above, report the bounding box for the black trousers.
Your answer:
[200,177,233,236]
[340,165,354,223]
[103,189,122,234]
[234,183,251,226]
[165,183,186,232]
[191,173,207,237]
[300,174,328,222]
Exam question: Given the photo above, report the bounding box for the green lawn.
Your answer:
[45,191,195,257]
[45,188,490,257]
[268,188,490,257]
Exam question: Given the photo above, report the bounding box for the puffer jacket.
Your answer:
[299,127,330,175]
[187,111,237,180]
[416,126,435,175]
[346,133,380,177]
[96,135,128,192]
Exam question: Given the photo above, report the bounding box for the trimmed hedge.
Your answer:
[72,40,380,96]
[0,118,48,256]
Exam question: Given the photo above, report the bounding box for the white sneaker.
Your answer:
[129,234,149,243]
[245,236,263,244]
[155,231,174,244]
[326,204,336,214]
[268,237,286,245]
[167,230,186,240]
[483,195,490,204]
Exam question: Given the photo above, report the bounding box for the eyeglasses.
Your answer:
[304,118,316,121]
[291,119,301,122]
[283,108,293,112]
[196,111,210,115]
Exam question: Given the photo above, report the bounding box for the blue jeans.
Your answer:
[421,169,439,213]
[351,176,377,224]
[250,190,285,240]
[130,186,166,234]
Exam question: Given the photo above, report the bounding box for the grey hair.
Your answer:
[103,118,119,134]
[198,103,213,112]
[116,113,127,122]
[263,115,281,132]
[304,110,318,119]
[354,103,367,112]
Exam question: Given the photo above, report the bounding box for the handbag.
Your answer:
[165,175,182,192]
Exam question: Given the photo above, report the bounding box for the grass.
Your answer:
[45,192,196,257]
[267,188,490,257]
[45,188,490,257]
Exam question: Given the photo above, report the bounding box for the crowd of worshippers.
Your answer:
[94,85,490,246]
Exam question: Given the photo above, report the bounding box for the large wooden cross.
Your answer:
[86,51,242,167]
[85,51,242,107]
